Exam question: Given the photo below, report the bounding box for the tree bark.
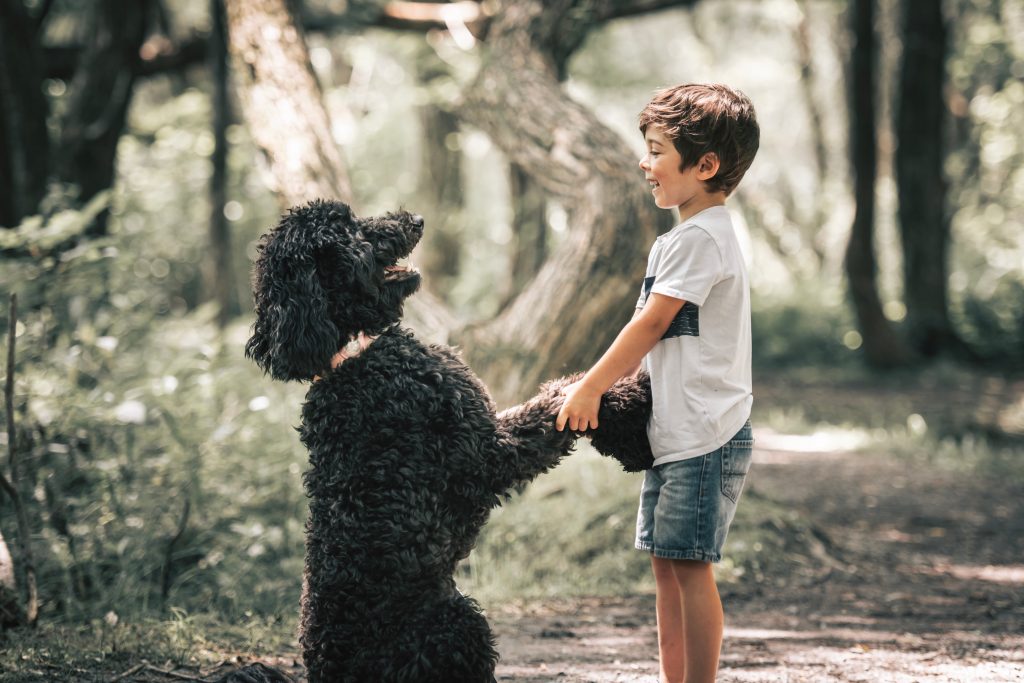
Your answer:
[55,0,151,235]
[895,0,967,358]
[415,49,464,298]
[224,0,353,206]
[0,0,50,228]
[793,0,829,268]
[500,163,548,311]
[458,0,682,402]
[844,0,914,368]
[206,0,241,327]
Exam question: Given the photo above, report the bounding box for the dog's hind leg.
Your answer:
[385,590,498,683]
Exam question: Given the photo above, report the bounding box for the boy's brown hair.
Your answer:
[639,83,759,196]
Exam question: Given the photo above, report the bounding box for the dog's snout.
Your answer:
[411,215,424,228]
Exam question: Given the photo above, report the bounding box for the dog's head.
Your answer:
[245,199,424,381]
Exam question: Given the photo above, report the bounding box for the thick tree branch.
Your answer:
[33,0,57,33]
[597,0,698,21]
[458,0,677,403]
[224,0,353,206]
[43,0,694,81]
[44,35,207,81]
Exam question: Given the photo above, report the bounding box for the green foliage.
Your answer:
[456,443,798,604]
[751,284,863,369]
[945,0,1024,364]
[0,192,110,256]
[956,278,1024,366]
[458,447,652,602]
[1,200,306,619]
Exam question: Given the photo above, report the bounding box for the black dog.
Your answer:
[243,200,651,682]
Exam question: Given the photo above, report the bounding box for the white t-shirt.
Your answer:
[637,205,752,466]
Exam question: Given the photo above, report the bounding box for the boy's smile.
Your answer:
[639,125,725,220]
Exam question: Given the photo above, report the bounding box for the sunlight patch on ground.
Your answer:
[726,625,909,644]
[925,562,1024,585]
[720,638,1024,683]
[753,426,872,455]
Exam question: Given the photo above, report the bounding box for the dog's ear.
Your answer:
[245,229,339,382]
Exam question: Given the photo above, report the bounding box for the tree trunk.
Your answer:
[459,0,681,402]
[793,0,830,268]
[206,0,240,327]
[2,294,37,626]
[55,0,151,235]
[500,163,548,311]
[415,50,464,298]
[845,0,914,368]
[895,0,967,358]
[0,0,50,228]
[223,0,352,206]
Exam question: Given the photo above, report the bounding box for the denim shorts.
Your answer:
[635,421,753,562]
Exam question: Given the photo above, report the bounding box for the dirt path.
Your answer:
[490,435,1024,682]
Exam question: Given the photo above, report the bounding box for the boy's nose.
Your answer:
[638,155,649,170]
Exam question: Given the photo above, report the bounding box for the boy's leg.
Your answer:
[670,559,723,683]
[651,556,685,683]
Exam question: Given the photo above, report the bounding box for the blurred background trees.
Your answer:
[1,0,1022,629]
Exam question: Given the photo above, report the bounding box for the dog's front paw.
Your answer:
[589,372,654,472]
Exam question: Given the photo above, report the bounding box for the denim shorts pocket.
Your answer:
[720,439,753,503]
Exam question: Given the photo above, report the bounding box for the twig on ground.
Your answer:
[160,497,192,608]
[110,661,148,681]
[142,663,209,681]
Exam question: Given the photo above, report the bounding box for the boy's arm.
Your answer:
[555,293,685,431]
[620,308,644,379]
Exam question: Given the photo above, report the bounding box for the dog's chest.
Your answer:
[299,342,494,463]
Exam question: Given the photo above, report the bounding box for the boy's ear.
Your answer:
[696,152,721,180]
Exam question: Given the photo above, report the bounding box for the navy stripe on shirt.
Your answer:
[642,276,700,339]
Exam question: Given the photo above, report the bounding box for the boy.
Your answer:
[556,83,759,683]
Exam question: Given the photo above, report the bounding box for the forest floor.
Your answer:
[3,370,1023,682]
[487,437,1024,682]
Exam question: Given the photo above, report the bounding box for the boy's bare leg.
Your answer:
[651,557,686,682]
[671,559,723,683]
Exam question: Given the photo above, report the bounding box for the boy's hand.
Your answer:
[555,381,601,432]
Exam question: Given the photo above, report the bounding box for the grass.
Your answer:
[0,611,300,682]
[458,444,651,604]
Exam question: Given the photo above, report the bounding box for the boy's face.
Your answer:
[639,125,720,212]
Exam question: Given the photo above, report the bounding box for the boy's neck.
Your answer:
[677,193,727,223]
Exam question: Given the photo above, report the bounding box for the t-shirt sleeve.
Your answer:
[649,227,723,306]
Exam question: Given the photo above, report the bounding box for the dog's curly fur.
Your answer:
[242,200,652,683]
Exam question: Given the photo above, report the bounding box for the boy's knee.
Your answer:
[650,556,677,583]
[669,558,713,584]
